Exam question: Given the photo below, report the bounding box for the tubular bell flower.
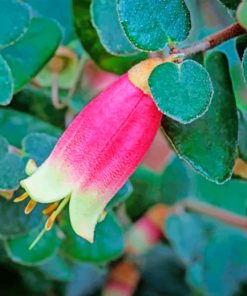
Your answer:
[16,58,167,244]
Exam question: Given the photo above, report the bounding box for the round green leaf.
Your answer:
[243,48,247,82]
[60,212,124,264]
[117,0,191,51]
[149,60,213,123]
[5,225,60,266]
[1,17,62,91]
[0,55,13,105]
[0,196,44,238]
[162,52,238,183]
[91,0,137,55]
[0,0,31,49]
[0,153,25,191]
[25,0,75,44]
[73,0,147,74]
[22,133,57,166]
[237,0,247,29]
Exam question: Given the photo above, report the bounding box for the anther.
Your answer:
[42,202,59,215]
[24,200,37,214]
[45,213,56,231]
[14,192,29,203]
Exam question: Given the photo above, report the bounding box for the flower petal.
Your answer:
[20,158,71,203]
[69,189,107,243]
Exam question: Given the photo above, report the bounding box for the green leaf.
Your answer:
[165,212,213,265]
[1,17,62,91]
[0,154,25,191]
[117,0,191,51]
[162,52,238,183]
[91,0,137,55]
[191,173,247,216]
[0,55,13,105]
[136,245,191,296]
[160,156,193,205]
[106,180,133,210]
[37,256,73,282]
[22,133,57,166]
[243,48,247,82]
[218,0,241,9]
[0,108,61,147]
[24,0,75,44]
[0,136,25,191]
[237,110,247,162]
[0,136,8,158]
[73,0,147,74]
[0,0,31,49]
[126,166,163,219]
[237,0,247,29]
[0,195,44,238]
[203,228,247,296]
[5,225,60,266]
[60,212,124,264]
[13,85,66,128]
[149,60,213,123]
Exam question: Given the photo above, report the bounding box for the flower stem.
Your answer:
[180,199,247,231]
[172,22,246,58]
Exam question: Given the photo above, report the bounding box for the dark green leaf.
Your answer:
[0,195,44,238]
[5,224,60,266]
[237,1,247,29]
[0,108,61,147]
[162,52,238,183]
[149,60,213,123]
[0,55,13,105]
[0,0,31,48]
[126,166,162,220]
[73,0,147,74]
[191,172,247,216]
[2,17,62,91]
[22,133,57,166]
[12,86,66,128]
[236,35,247,59]
[136,245,191,296]
[218,0,241,9]
[24,0,75,44]
[117,0,191,51]
[60,212,124,264]
[243,48,247,82]
[91,0,137,55]
[237,110,247,162]
[160,156,193,205]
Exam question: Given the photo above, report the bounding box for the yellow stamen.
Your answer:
[42,202,59,215]
[24,200,37,214]
[25,159,38,176]
[29,196,70,250]
[14,192,29,203]
[45,213,56,231]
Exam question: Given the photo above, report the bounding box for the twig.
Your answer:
[180,199,247,231]
[172,22,246,58]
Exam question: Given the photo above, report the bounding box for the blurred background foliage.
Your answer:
[0,0,247,295]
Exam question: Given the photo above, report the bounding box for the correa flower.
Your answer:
[15,58,173,244]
